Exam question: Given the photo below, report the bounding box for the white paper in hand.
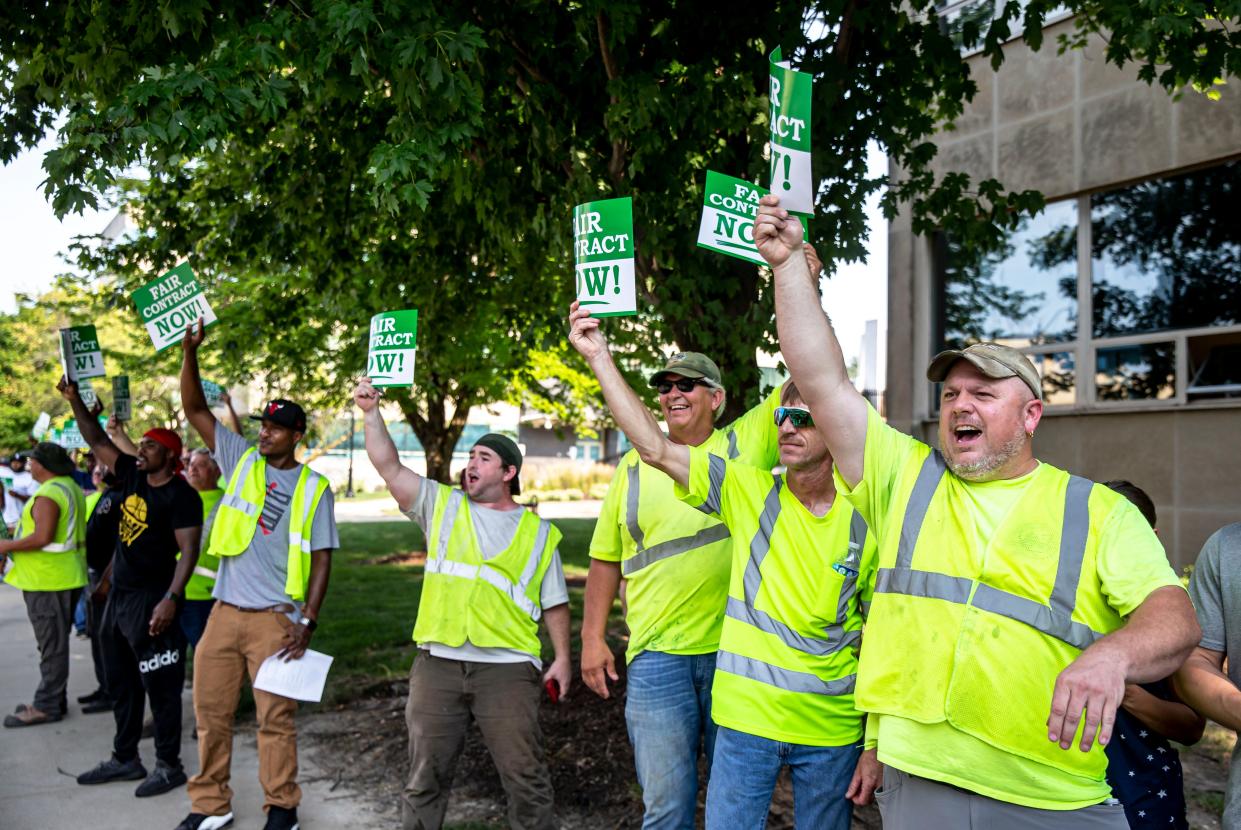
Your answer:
[252,649,333,703]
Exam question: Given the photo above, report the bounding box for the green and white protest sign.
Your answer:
[573,197,636,317]
[112,376,131,421]
[59,419,87,450]
[367,310,418,388]
[31,412,51,440]
[131,262,218,352]
[768,47,814,214]
[78,379,98,410]
[697,172,809,265]
[202,379,226,407]
[58,325,106,381]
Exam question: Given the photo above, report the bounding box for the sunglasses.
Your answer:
[655,378,713,395]
[774,406,814,428]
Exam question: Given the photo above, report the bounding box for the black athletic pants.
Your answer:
[85,569,111,700]
[101,587,186,767]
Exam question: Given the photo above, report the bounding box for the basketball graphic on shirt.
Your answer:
[119,494,149,545]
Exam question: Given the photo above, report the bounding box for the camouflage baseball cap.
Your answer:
[648,352,723,388]
[926,342,1042,400]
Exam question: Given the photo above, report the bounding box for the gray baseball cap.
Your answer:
[927,343,1042,400]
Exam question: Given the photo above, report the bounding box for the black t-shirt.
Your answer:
[85,486,124,571]
[110,453,202,593]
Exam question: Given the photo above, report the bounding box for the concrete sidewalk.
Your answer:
[0,586,381,829]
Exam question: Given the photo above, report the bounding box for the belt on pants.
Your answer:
[216,600,296,614]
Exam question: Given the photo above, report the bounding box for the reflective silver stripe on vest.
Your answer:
[834,511,869,625]
[220,451,262,518]
[621,460,731,576]
[876,452,1102,651]
[193,565,218,580]
[40,480,79,552]
[716,650,857,696]
[727,475,863,659]
[289,470,326,554]
[426,489,545,622]
[727,430,740,460]
[202,498,222,549]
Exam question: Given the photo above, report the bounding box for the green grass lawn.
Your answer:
[311,518,608,706]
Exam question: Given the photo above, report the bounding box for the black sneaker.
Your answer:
[77,688,106,704]
[263,805,299,830]
[81,697,114,714]
[173,813,235,830]
[77,755,147,785]
[135,760,187,797]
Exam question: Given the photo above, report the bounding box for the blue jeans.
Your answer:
[706,725,859,830]
[625,650,718,830]
[179,599,215,648]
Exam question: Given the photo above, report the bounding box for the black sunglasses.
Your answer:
[655,378,713,394]
[774,406,814,428]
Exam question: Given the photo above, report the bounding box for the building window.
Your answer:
[933,158,1241,411]
[935,0,1071,55]
[1090,161,1241,338]
[936,199,1078,352]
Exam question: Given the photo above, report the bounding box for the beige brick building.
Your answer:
[886,13,1241,569]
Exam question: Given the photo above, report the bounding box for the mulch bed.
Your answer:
[303,652,882,828]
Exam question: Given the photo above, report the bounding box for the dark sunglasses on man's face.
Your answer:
[774,406,814,428]
[656,378,712,395]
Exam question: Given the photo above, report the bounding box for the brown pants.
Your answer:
[876,767,1129,829]
[187,602,300,816]
[403,653,554,830]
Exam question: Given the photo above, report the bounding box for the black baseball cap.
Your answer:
[249,399,308,432]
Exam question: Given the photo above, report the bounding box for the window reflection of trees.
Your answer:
[936,203,1078,398]
[1095,344,1176,401]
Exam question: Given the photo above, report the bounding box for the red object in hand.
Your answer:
[544,679,560,704]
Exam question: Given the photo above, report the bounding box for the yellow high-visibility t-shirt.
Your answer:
[842,403,1182,809]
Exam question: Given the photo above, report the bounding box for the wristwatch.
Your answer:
[163,590,182,605]
[298,615,318,632]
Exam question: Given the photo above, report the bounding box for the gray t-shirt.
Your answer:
[212,420,339,613]
[404,480,568,667]
[1186,522,1241,826]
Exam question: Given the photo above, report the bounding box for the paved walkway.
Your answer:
[0,586,381,829]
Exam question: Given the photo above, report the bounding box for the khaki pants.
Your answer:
[876,767,1129,829]
[403,653,554,830]
[187,603,300,816]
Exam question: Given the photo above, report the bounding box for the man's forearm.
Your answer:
[363,409,403,480]
[773,253,852,409]
[581,559,622,644]
[1104,586,1200,684]
[180,347,209,418]
[586,350,679,480]
[1121,686,1204,745]
[544,603,572,663]
[1174,653,1241,733]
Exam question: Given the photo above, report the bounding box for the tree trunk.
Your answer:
[399,389,474,484]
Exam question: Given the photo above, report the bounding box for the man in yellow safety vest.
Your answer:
[570,305,882,829]
[354,377,571,830]
[177,320,339,830]
[0,441,87,728]
[756,194,1200,828]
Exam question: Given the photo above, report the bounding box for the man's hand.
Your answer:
[87,398,104,419]
[568,301,609,363]
[845,748,882,806]
[278,620,312,661]
[182,317,206,353]
[1048,641,1128,751]
[354,377,382,413]
[580,636,619,699]
[56,375,81,403]
[542,656,573,704]
[754,195,808,269]
[148,598,176,637]
[91,577,111,604]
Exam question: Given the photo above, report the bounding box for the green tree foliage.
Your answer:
[3,0,1239,464]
